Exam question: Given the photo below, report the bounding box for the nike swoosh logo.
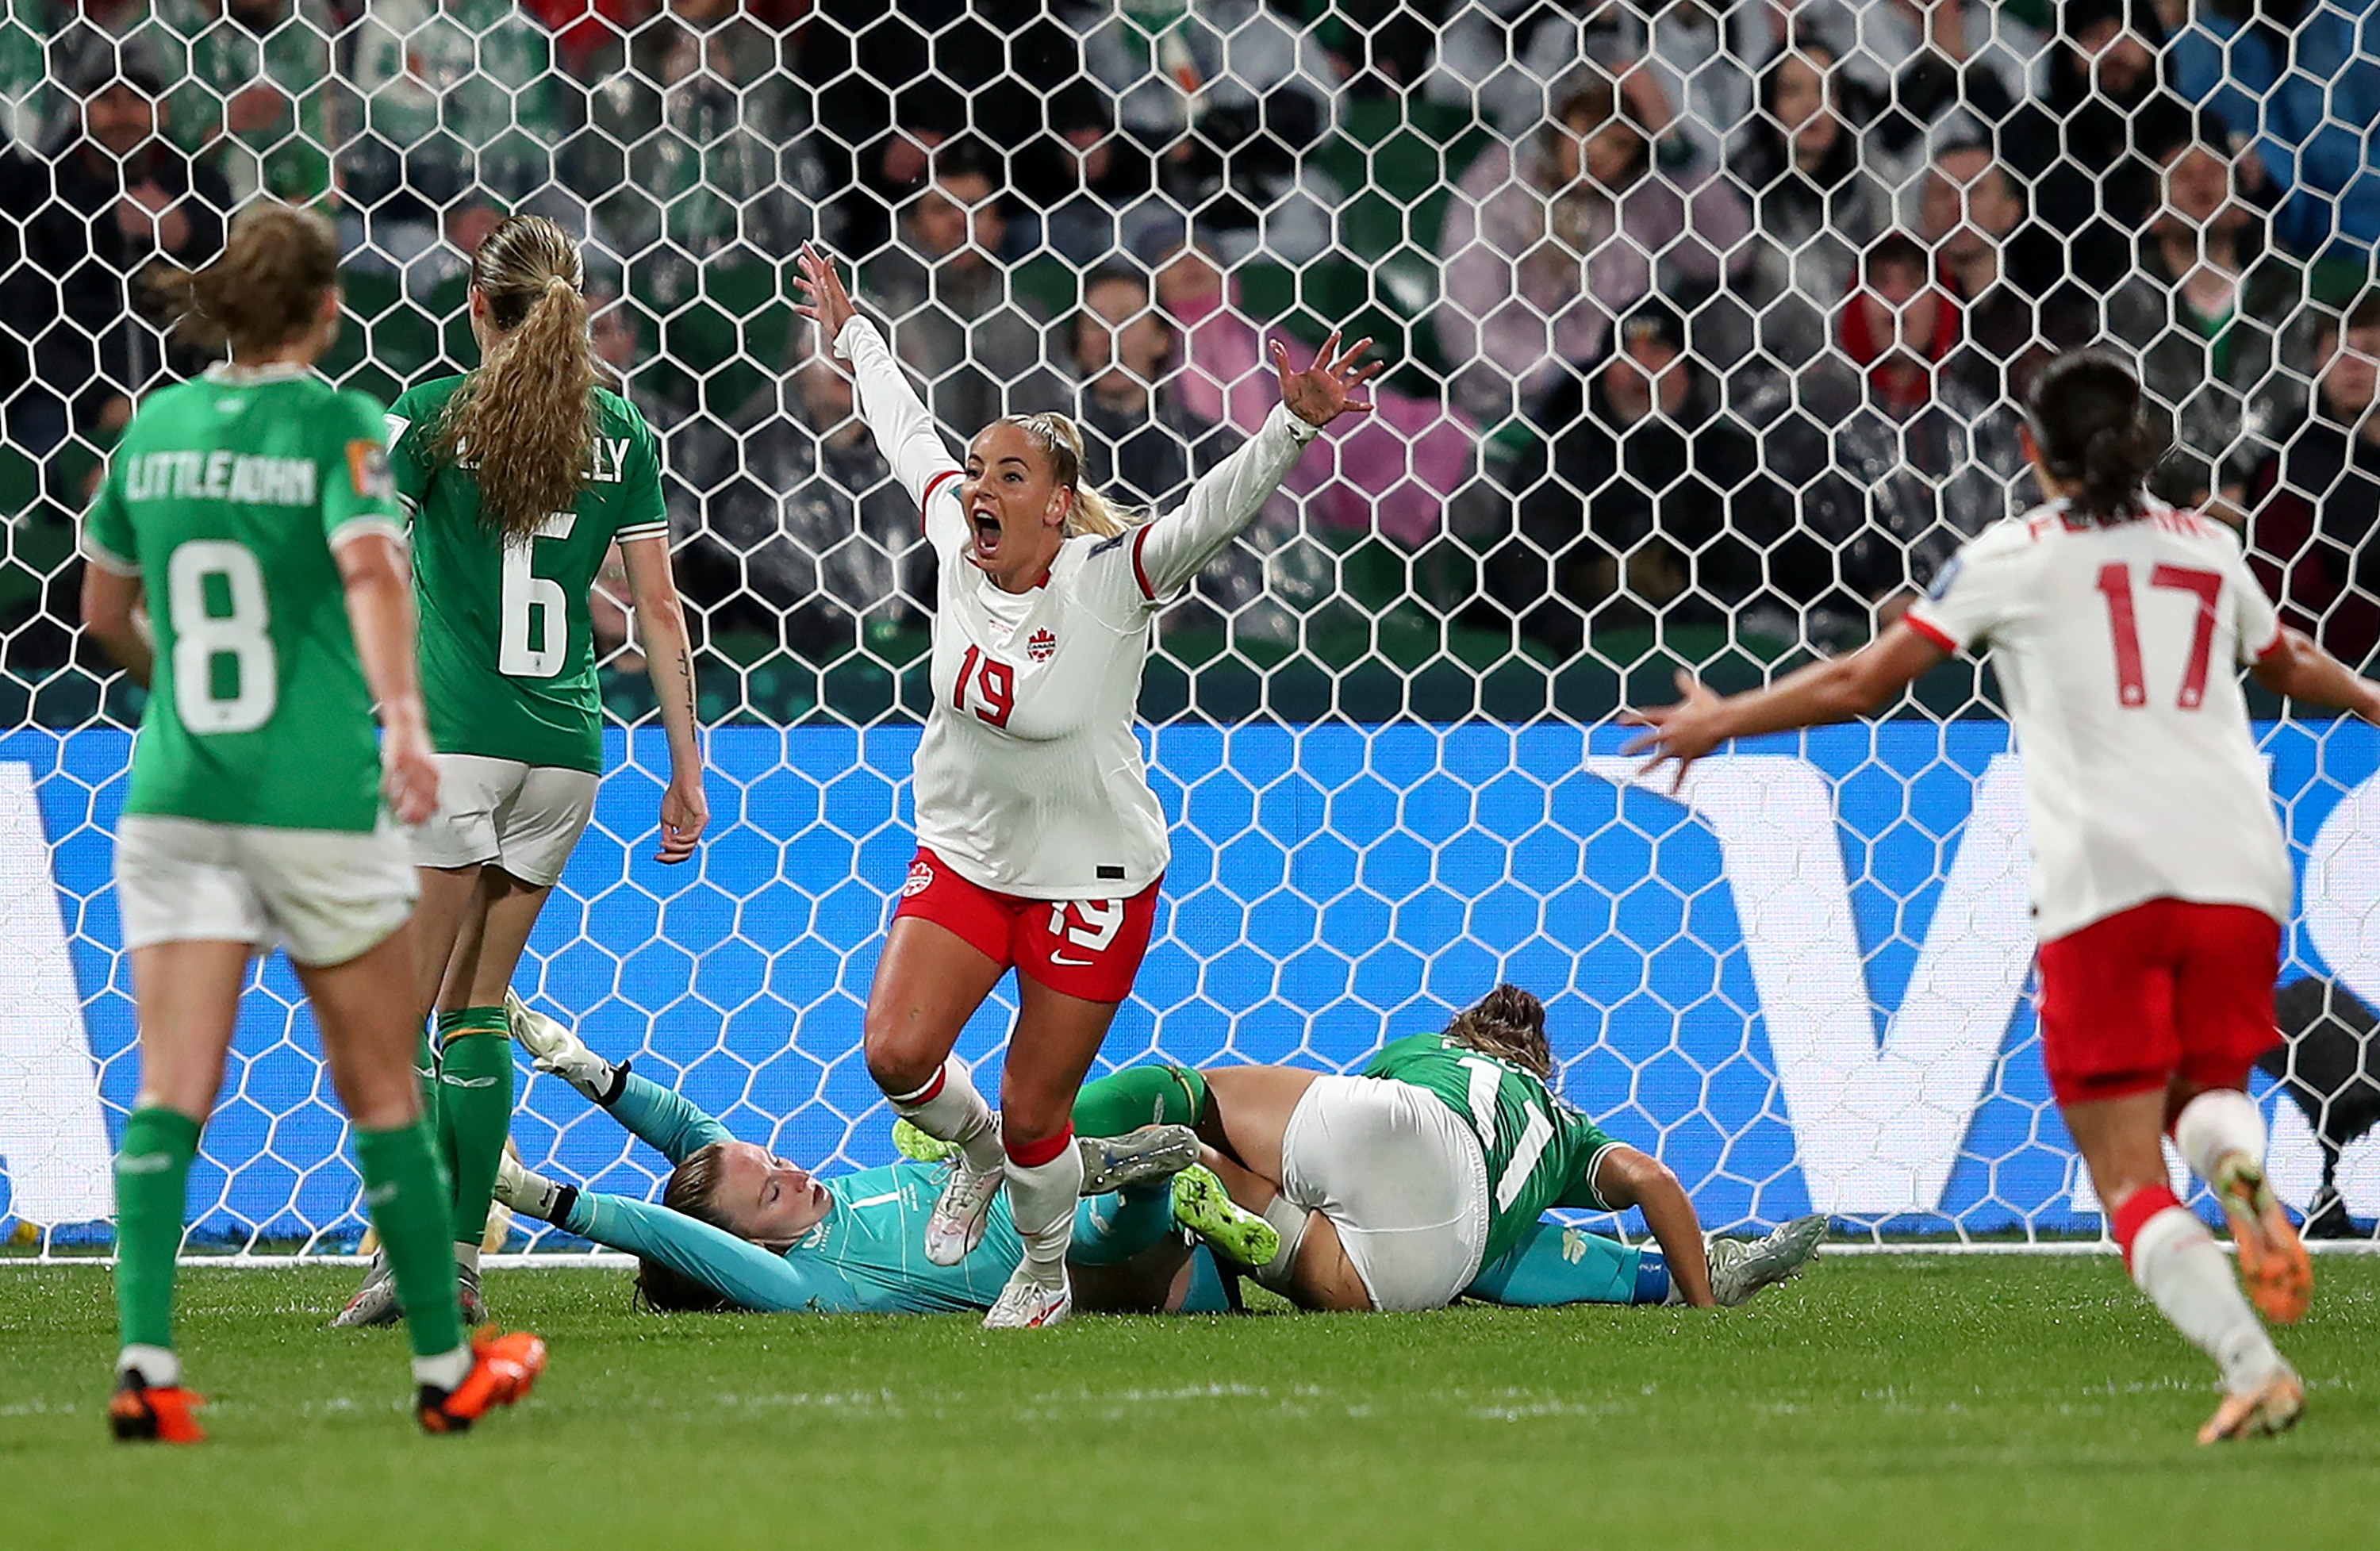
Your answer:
[440,1074,501,1088]
[1050,953,1094,966]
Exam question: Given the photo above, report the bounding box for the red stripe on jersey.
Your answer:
[1131,524,1156,601]
[922,468,962,530]
[1903,612,1958,654]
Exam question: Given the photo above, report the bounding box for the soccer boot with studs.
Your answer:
[982,1269,1073,1330]
[109,1371,205,1445]
[2212,1153,2313,1325]
[1169,1162,1282,1269]
[2198,1365,2306,1445]
[417,1329,548,1434]
[1706,1214,1826,1307]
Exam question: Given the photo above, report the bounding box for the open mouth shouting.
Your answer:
[969,501,1004,567]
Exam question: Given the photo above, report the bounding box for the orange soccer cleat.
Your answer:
[2213,1154,2313,1325]
[417,1329,548,1434]
[109,1376,206,1445]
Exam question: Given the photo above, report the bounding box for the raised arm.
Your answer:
[793,244,959,505]
[510,1001,733,1165]
[1133,331,1381,601]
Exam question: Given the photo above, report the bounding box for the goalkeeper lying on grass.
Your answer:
[503,992,1814,1317]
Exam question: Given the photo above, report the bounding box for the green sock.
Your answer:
[113,1107,202,1353]
[414,1023,440,1131]
[1073,1064,1208,1138]
[436,1008,514,1246]
[353,1121,464,1360]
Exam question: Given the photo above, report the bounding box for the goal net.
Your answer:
[2,0,2376,1255]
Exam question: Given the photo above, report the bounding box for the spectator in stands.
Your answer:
[1845,0,2046,171]
[2248,293,2380,666]
[1067,265,1232,510]
[1439,72,1749,427]
[344,0,569,227]
[182,0,336,207]
[1733,33,1891,370]
[865,142,1065,436]
[1738,232,2027,641]
[2104,122,2313,520]
[16,57,228,461]
[1496,306,1786,654]
[2170,0,2380,260]
[1919,138,2083,403]
[1065,0,1339,265]
[1990,0,2181,305]
[681,327,925,656]
[573,0,821,270]
[1151,225,1477,551]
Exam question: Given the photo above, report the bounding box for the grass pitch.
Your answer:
[2,1255,2376,1550]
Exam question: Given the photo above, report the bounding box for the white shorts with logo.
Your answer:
[1278,1073,1492,1312]
[409,754,600,887]
[115,815,418,968]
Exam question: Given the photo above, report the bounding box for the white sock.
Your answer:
[1251,1195,1309,1292]
[2173,1088,2267,1186]
[413,1346,473,1392]
[454,1241,481,1275]
[1004,1139,1085,1286]
[117,1343,179,1388]
[2130,1204,2286,1392]
[888,1058,1003,1173]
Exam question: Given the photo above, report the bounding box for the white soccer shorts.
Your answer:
[409,754,600,888]
[114,815,418,968]
[1277,1073,1492,1312]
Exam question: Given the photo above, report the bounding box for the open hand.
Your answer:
[793,243,859,354]
[1618,669,1729,793]
[1273,329,1383,428]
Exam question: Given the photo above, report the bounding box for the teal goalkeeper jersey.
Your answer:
[1361,1031,1627,1268]
[82,365,403,833]
[563,1073,1021,1315]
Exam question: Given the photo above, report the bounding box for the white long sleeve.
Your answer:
[1131,402,1319,602]
[835,315,960,508]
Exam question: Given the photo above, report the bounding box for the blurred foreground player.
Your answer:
[79,205,544,1440]
[1628,349,2380,1442]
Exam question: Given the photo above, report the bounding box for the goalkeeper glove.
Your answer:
[505,989,627,1104]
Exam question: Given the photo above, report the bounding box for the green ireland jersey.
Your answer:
[386,375,668,773]
[1361,1031,1626,1266]
[83,365,403,834]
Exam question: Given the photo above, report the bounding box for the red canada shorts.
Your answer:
[891,847,1161,1004]
[2033,897,2282,1108]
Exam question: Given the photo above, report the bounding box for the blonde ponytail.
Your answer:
[431,214,600,545]
[1002,410,1138,539]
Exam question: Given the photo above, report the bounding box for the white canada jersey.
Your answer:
[836,316,1317,898]
[1904,498,2292,943]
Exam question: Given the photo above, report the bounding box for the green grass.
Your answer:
[3,1257,2377,1549]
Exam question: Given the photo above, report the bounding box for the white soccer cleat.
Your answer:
[924,1154,1003,1267]
[1706,1214,1826,1308]
[1077,1123,1200,1196]
[330,1250,403,1328]
[982,1270,1073,1330]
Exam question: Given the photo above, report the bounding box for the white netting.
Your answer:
[2,0,2378,1254]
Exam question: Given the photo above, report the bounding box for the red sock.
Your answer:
[2112,1183,2182,1274]
[1004,1125,1073,1169]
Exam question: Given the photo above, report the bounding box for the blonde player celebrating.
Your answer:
[336,215,706,1328]
[792,243,1377,1327]
[1626,350,2380,1444]
[79,205,545,1440]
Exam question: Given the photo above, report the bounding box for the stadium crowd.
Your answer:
[3,0,2380,684]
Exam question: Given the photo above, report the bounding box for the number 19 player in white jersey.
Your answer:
[793,245,1379,1327]
[1627,351,2380,1444]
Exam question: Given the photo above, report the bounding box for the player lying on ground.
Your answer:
[79,204,543,1441]
[1626,348,2380,1443]
[512,996,1802,1316]
[493,998,1255,1314]
[899,986,1824,1313]
[794,242,1378,1326]
[338,215,707,1330]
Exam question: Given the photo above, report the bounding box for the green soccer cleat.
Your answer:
[892,1118,958,1164]
[1170,1163,1281,1269]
